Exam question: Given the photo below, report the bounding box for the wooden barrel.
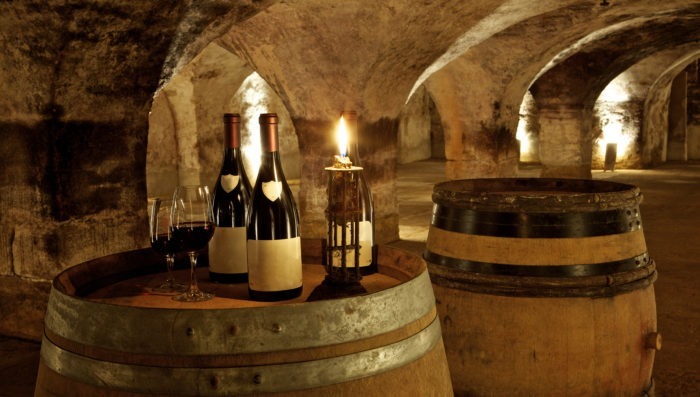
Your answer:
[35,241,452,396]
[424,178,659,397]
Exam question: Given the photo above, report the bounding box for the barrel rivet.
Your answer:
[210,375,219,389]
[186,327,195,337]
[645,332,662,351]
[253,373,263,384]
[272,323,283,333]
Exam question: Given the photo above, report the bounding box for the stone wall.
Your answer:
[0,0,254,340]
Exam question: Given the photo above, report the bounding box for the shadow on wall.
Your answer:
[3,106,146,222]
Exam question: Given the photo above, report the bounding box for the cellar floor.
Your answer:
[1,159,698,396]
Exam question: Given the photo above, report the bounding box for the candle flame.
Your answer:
[337,115,348,157]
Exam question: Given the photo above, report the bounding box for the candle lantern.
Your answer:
[323,115,364,285]
[324,164,364,284]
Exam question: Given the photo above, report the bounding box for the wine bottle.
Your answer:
[247,113,303,301]
[209,113,252,283]
[343,111,377,275]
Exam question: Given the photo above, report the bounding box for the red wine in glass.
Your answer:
[171,222,214,252]
[151,233,179,256]
[148,198,186,293]
[171,186,216,302]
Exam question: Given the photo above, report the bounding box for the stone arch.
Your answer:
[530,11,700,177]
[146,42,300,202]
[590,46,700,169]
[643,51,700,166]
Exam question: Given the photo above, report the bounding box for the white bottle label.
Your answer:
[247,237,303,291]
[208,226,247,274]
[331,220,373,268]
[221,174,239,193]
[262,181,283,201]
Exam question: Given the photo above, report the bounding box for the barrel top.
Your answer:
[44,242,436,357]
[433,178,642,212]
[51,241,423,307]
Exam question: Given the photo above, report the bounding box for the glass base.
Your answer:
[152,281,188,294]
[172,289,214,302]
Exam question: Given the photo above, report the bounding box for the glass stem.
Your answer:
[188,252,199,293]
[165,254,176,285]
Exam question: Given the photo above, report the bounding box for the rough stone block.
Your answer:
[11,214,147,280]
[10,224,62,280]
[0,276,50,341]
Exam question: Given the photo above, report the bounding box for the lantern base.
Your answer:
[306,278,367,302]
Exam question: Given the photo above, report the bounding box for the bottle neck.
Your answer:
[222,114,243,174]
[223,113,241,149]
[223,147,243,163]
[258,113,284,178]
[260,124,279,153]
[260,150,283,169]
[224,124,241,149]
[342,111,361,166]
[223,119,244,170]
[348,143,361,166]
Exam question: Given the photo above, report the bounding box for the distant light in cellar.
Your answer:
[516,91,536,162]
[595,77,634,161]
[236,72,269,183]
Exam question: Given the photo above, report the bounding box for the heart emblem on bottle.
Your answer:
[221,174,239,193]
[262,181,283,202]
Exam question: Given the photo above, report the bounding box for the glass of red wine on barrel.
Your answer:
[170,185,216,302]
[148,198,186,293]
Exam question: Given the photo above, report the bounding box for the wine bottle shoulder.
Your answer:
[212,175,250,228]
[248,182,299,240]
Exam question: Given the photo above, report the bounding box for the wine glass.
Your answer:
[149,198,187,293]
[171,185,216,302]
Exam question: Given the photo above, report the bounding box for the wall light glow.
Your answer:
[516,91,537,163]
[594,76,635,165]
[515,116,531,154]
[597,118,627,158]
[599,79,630,102]
[235,72,269,183]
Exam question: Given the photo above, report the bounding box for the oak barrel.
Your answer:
[35,241,452,396]
[424,178,659,397]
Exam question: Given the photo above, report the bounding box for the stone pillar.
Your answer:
[538,106,592,179]
[398,86,432,164]
[162,71,203,186]
[294,118,335,241]
[686,62,700,160]
[444,146,519,180]
[147,93,180,199]
[429,97,446,160]
[667,72,688,161]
